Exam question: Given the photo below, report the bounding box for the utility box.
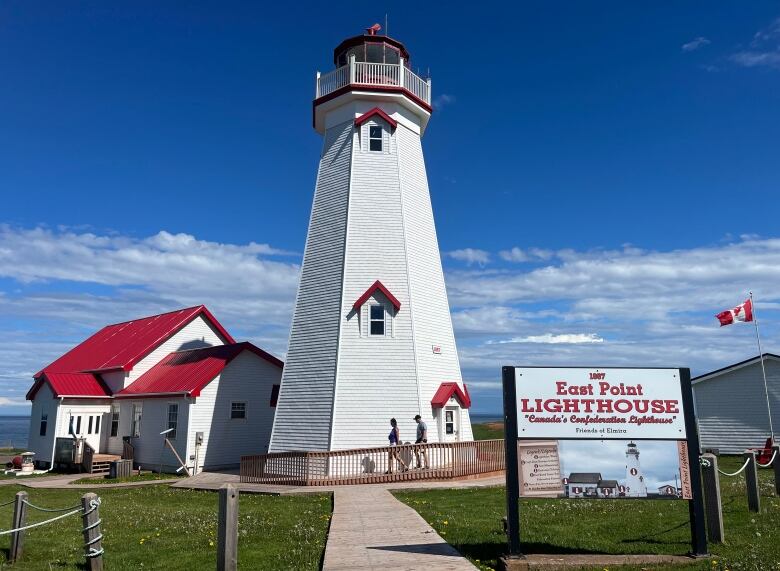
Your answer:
[109,459,133,479]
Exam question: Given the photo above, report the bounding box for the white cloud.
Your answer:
[489,333,604,345]
[730,17,780,69]
[498,247,555,263]
[681,37,711,52]
[0,397,28,407]
[433,93,456,109]
[447,248,490,266]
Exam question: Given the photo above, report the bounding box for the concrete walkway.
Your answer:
[322,485,477,571]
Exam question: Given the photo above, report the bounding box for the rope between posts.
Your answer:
[22,499,82,512]
[0,498,15,508]
[0,508,82,535]
[717,457,751,477]
[757,450,778,468]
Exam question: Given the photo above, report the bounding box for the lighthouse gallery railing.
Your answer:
[240,439,504,486]
[315,59,431,106]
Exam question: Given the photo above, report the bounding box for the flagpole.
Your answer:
[750,291,774,443]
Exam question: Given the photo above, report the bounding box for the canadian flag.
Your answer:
[716,298,753,326]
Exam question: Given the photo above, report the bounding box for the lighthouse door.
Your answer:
[443,406,460,442]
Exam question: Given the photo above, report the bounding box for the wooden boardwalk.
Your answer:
[322,485,477,570]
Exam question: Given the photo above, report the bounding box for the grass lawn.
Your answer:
[395,454,779,571]
[0,484,331,570]
[72,472,182,485]
[472,422,504,441]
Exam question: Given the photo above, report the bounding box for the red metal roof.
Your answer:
[115,342,283,398]
[431,382,472,409]
[353,280,402,312]
[35,305,234,378]
[354,107,398,129]
[26,372,111,400]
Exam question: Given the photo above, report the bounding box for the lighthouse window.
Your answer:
[370,305,385,335]
[369,126,383,151]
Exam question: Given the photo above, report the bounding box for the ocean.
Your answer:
[0,416,29,449]
[470,413,503,423]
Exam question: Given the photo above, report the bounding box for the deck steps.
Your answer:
[90,454,121,474]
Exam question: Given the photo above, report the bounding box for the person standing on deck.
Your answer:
[386,418,408,474]
[414,415,430,469]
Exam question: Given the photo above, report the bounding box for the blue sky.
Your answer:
[2,2,780,415]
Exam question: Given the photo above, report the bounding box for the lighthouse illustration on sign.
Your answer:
[625,442,648,497]
[269,27,474,452]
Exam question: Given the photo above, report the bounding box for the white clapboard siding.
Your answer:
[269,119,354,452]
[396,123,474,441]
[127,397,190,472]
[330,118,420,450]
[27,383,61,466]
[693,358,780,454]
[187,351,281,469]
[125,315,228,387]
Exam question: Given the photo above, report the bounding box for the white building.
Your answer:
[565,473,618,498]
[269,29,473,452]
[26,306,283,473]
[693,353,779,454]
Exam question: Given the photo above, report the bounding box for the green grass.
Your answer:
[71,472,182,485]
[472,422,504,441]
[395,455,780,571]
[0,471,58,481]
[0,485,331,570]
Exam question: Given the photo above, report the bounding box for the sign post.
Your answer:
[502,366,522,558]
[502,365,708,558]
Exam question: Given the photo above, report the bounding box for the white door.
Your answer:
[443,406,460,442]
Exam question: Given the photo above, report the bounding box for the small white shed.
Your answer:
[692,353,779,454]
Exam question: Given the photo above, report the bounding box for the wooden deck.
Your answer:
[241,440,505,486]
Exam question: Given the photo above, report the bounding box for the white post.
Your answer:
[750,291,775,442]
[399,57,405,88]
[315,71,321,98]
[426,77,432,105]
[349,54,356,85]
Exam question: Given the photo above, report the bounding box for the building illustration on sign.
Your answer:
[269,28,473,453]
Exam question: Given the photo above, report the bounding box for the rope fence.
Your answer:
[757,450,777,469]
[716,457,751,477]
[0,492,104,568]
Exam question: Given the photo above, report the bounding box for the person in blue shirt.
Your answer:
[386,418,408,474]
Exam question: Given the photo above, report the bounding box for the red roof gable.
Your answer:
[115,342,283,398]
[26,372,111,400]
[353,280,402,312]
[354,107,398,129]
[35,305,234,378]
[431,382,471,409]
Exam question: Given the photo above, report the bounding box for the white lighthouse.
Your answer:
[624,442,648,497]
[269,27,473,452]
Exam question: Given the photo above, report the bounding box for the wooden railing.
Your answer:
[316,57,431,105]
[240,439,504,486]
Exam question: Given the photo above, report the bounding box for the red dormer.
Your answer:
[353,280,401,312]
[431,382,472,409]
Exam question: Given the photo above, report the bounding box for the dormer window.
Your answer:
[369,126,383,151]
[370,305,385,335]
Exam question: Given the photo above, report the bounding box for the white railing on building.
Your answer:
[315,55,431,105]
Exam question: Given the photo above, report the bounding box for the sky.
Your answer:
[2,2,780,415]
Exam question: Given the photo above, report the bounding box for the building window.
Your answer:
[110,406,120,437]
[167,404,178,439]
[445,410,455,435]
[39,413,48,437]
[131,404,142,438]
[94,415,100,434]
[69,416,75,436]
[88,416,93,434]
[369,125,382,152]
[370,305,385,335]
[231,402,247,419]
[270,385,280,408]
[75,416,82,435]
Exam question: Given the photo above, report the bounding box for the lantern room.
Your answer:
[333,32,411,68]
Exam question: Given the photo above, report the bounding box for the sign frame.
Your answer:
[501,366,708,558]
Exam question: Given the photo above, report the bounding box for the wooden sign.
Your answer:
[518,440,563,497]
[677,440,693,500]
